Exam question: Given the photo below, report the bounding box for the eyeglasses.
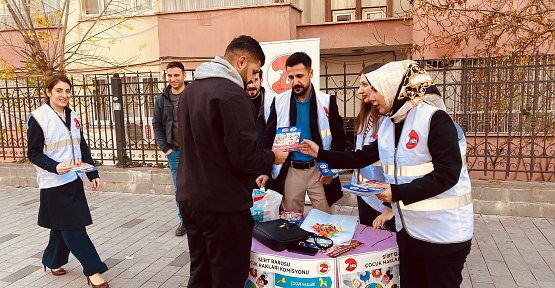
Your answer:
[307,233,333,250]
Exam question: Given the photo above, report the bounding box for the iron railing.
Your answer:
[0,72,183,167]
[320,54,555,181]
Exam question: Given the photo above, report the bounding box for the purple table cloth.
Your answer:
[246,224,400,288]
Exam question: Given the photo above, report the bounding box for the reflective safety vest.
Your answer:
[378,103,473,243]
[352,116,386,213]
[271,89,331,179]
[262,90,275,123]
[27,104,83,189]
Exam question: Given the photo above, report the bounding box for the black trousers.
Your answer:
[181,207,254,288]
[400,244,471,288]
[356,196,396,231]
[42,228,108,276]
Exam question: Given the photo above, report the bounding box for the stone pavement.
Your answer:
[1,186,555,288]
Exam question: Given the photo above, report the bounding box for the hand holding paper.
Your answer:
[56,163,71,175]
[375,184,392,202]
[272,149,288,164]
[317,173,333,185]
[298,139,319,158]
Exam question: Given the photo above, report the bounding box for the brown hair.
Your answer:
[44,74,72,103]
[355,63,384,137]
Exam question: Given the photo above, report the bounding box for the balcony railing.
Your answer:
[162,0,299,13]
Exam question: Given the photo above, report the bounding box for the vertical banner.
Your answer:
[245,251,336,288]
[337,248,400,288]
[260,38,320,95]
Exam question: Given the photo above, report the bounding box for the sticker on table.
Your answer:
[245,251,336,288]
[337,248,400,288]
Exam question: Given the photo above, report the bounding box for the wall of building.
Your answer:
[157,4,302,70]
[64,11,161,75]
[297,18,412,53]
[0,27,60,73]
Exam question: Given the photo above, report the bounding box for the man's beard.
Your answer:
[247,87,260,99]
[239,65,249,87]
[293,83,309,96]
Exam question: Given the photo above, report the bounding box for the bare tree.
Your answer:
[411,0,555,57]
[0,0,146,77]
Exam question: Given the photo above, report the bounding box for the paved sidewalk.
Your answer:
[1,186,555,287]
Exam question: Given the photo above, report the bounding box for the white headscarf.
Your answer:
[365,60,441,123]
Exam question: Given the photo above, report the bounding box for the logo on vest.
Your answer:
[74,118,80,129]
[406,130,419,149]
[324,107,329,118]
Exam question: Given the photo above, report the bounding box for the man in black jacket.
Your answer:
[152,61,188,236]
[176,35,288,288]
[261,52,348,214]
[246,70,276,190]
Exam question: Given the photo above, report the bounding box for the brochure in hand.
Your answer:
[70,162,98,173]
[272,126,301,152]
[341,180,386,196]
[316,162,350,176]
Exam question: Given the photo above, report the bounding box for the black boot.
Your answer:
[175,222,186,236]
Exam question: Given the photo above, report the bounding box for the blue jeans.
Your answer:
[167,150,182,222]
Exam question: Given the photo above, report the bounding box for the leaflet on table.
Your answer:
[337,247,400,288]
[246,251,336,288]
[272,126,301,152]
[316,162,351,176]
[70,162,98,173]
[342,180,386,197]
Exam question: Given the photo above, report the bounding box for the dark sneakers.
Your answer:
[175,222,186,236]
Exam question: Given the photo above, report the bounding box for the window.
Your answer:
[363,7,386,19]
[333,10,355,22]
[82,0,152,17]
[135,0,152,10]
[0,4,12,30]
[83,0,100,15]
[1,0,60,29]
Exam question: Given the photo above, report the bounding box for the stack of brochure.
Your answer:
[316,162,350,176]
[272,126,301,152]
[342,180,386,196]
[70,162,98,173]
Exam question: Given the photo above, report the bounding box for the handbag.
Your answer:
[252,219,312,252]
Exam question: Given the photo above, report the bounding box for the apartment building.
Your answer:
[0,0,413,74]
[0,0,413,155]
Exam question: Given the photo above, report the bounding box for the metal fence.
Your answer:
[0,72,175,167]
[1,54,554,180]
[321,54,555,181]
